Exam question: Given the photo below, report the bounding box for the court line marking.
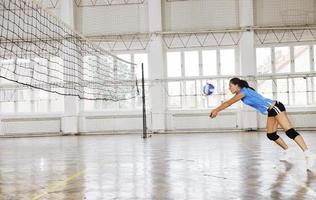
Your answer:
[30,169,84,200]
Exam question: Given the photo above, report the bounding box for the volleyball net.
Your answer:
[0,0,138,101]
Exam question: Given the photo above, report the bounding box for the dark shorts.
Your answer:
[267,101,286,117]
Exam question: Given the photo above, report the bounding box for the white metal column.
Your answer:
[147,0,167,132]
[238,0,258,130]
[58,0,81,134]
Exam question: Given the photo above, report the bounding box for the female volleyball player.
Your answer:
[210,77,315,170]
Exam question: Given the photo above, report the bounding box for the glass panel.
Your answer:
[135,86,149,109]
[289,79,294,105]
[17,89,31,112]
[224,79,238,108]
[294,46,310,72]
[183,81,196,108]
[275,47,291,73]
[205,81,221,107]
[34,90,48,112]
[50,93,64,112]
[115,54,135,109]
[202,50,217,76]
[0,59,15,84]
[257,80,273,100]
[256,48,272,74]
[83,100,94,111]
[49,56,63,83]
[134,53,148,79]
[293,78,307,105]
[220,49,235,75]
[314,45,316,71]
[168,81,181,108]
[314,77,316,104]
[116,54,131,62]
[276,79,288,105]
[83,56,94,82]
[0,102,14,113]
[33,58,48,83]
[119,99,133,109]
[184,51,199,77]
[196,80,204,108]
[167,52,181,77]
[307,77,313,105]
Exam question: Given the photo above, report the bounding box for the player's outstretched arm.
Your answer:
[210,93,244,118]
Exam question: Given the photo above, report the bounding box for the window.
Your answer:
[307,77,313,104]
[135,85,149,109]
[0,87,16,113]
[33,90,49,112]
[202,50,217,76]
[167,52,181,77]
[196,80,205,108]
[116,54,133,109]
[314,77,316,104]
[220,49,235,75]
[50,57,65,112]
[275,47,291,73]
[134,53,148,79]
[0,57,65,113]
[1,102,14,113]
[17,89,31,112]
[257,80,273,100]
[33,58,48,83]
[256,45,315,106]
[117,54,132,79]
[82,53,148,111]
[117,54,131,62]
[294,46,310,72]
[49,56,64,83]
[205,81,221,107]
[222,79,236,106]
[168,81,181,109]
[183,81,196,108]
[166,49,237,109]
[276,79,288,105]
[314,45,316,71]
[256,48,272,74]
[50,92,64,112]
[0,59,15,84]
[292,78,307,105]
[184,51,199,77]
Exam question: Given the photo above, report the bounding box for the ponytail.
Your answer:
[229,77,255,91]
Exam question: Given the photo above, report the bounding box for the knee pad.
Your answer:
[285,128,299,139]
[267,131,279,141]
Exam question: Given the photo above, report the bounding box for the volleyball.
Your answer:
[203,83,215,95]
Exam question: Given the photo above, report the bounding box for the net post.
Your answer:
[141,63,147,139]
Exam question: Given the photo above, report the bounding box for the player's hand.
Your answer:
[210,110,218,118]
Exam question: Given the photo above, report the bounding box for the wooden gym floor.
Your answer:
[0,132,315,200]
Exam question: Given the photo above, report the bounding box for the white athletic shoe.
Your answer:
[279,150,290,161]
[305,152,316,171]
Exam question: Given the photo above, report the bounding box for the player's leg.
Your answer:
[274,102,315,170]
[266,116,288,150]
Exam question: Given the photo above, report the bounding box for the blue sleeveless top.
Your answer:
[240,87,273,115]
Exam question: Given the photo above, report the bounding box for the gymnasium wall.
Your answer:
[75,4,148,35]
[254,0,316,26]
[44,0,316,34]
[162,0,239,31]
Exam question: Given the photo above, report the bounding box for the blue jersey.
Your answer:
[240,87,273,115]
